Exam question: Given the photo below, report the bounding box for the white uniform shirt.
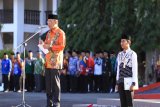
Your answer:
[94,57,102,75]
[116,47,138,88]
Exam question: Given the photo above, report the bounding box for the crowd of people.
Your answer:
[0,50,117,93]
[61,50,117,93]
[0,51,45,92]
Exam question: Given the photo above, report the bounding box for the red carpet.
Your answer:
[87,104,93,107]
[134,82,160,99]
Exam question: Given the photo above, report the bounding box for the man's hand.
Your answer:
[130,85,135,91]
[61,69,67,75]
[43,44,50,49]
[39,39,44,45]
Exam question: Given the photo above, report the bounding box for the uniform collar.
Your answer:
[123,47,131,54]
[51,26,59,32]
[4,58,8,60]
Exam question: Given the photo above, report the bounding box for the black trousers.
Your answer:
[42,76,46,90]
[66,75,70,92]
[94,75,102,92]
[2,74,9,91]
[101,73,109,92]
[78,75,87,93]
[118,83,134,107]
[45,68,60,107]
[110,74,116,92]
[26,73,34,91]
[60,74,67,92]
[34,74,42,92]
[14,75,20,91]
[69,75,78,93]
[9,75,14,91]
[87,74,94,92]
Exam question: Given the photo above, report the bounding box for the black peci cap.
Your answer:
[37,51,42,54]
[48,14,58,20]
[16,52,20,54]
[110,51,115,54]
[28,50,32,53]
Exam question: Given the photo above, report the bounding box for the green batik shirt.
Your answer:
[25,58,35,74]
[34,58,45,74]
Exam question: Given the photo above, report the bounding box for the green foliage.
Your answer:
[133,0,160,51]
[0,50,27,60]
[0,49,14,59]
[58,0,160,52]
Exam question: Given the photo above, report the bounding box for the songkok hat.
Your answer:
[48,14,58,20]
[16,52,20,54]
[28,50,32,53]
[37,51,42,54]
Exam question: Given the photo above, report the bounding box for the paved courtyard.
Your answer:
[0,92,160,107]
[0,92,118,107]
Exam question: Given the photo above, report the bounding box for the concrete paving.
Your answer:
[0,91,160,107]
[0,92,118,107]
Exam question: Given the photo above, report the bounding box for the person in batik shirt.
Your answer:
[34,51,45,92]
[39,14,65,107]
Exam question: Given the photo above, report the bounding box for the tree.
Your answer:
[58,0,160,84]
[133,0,160,51]
[133,0,160,83]
[58,0,160,51]
[58,0,112,51]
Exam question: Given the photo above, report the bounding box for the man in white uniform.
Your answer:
[116,33,138,107]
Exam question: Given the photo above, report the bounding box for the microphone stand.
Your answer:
[12,28,43,107]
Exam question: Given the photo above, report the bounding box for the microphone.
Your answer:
[38,25,48,29]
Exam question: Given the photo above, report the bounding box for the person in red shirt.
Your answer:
[86,51,94,92]
[78,51,87,93]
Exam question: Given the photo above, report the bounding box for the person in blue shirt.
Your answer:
[1,53,12,92]
[68,51,79,92]
[78,51,87,93]
[94,51,103,92]
[13,52,23,92]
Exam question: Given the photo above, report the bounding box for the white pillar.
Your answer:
[39,0,47,25]
[0,33,3,50]
[0,0,4,50]
[13,0,24,52]
[0,0,3,9]
[52,0,58,14]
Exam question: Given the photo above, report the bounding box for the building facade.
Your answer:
[0,0,60,53]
